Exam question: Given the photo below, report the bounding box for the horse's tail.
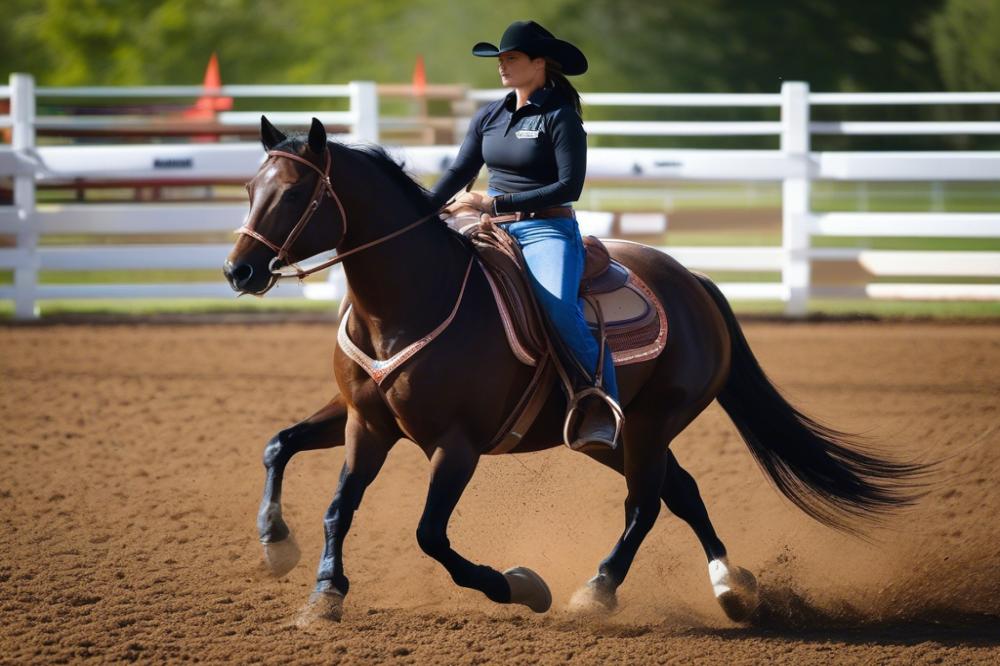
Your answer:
[693,273,928,533]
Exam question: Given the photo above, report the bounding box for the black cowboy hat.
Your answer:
[472,20,588,76]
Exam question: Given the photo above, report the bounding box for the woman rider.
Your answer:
[430,20,620,451]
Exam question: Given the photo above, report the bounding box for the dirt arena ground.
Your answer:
[2,319,998,664]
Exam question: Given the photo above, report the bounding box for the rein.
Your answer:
[235,145,442,280]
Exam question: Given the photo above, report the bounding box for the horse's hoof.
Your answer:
[709,557,759,623]
[258,501,291,542]
[567,573,617,614]
[503,566,552,613]
[262,534,301,577]
[295,589,345,627]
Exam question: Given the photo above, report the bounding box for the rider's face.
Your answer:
[498,51,545,88]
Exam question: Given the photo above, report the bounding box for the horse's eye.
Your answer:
[282,188,302,203]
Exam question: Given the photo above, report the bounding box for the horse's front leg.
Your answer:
[417,441,552,613]
[297,415,393,625]
[258,395,348,576]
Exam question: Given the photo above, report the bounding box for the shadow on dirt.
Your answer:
[694,582,1000,647]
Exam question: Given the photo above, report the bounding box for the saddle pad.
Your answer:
[588,272,668,366]
[582,283,651,326]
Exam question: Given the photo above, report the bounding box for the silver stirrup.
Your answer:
[563,386,624,451]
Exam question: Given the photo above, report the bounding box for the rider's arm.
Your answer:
[493,106,587,214]
[429,106,489,210]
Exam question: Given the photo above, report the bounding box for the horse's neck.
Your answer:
[343,223,466,331]
[334,162,467,353]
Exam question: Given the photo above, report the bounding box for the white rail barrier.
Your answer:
[1,75,998,318]
[0,76,381,317]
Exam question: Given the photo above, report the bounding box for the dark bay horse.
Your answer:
[224,117,924,624]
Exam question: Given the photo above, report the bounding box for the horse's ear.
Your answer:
[260,115,286,151]
[307,117,327,155]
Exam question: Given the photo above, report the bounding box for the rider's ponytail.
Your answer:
[545,58,583,117]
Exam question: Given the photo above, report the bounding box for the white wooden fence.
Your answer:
[1,73,998,319]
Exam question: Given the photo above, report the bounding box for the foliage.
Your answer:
[2,0,990,95]
[4,0,303,85]
[931,0,1000,90]
[551,0,946,92]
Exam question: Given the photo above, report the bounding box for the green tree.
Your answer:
[1,0,57,83]
[552,0,946,93]
[8,0,304,85]
[5,0,993,99]
[931,0,1000,90]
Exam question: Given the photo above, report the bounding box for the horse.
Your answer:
[223,116,925,624]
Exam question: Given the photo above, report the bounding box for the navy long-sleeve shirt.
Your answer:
[430,86,586,214]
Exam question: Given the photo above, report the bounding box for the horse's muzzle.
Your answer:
[224,259,255,293]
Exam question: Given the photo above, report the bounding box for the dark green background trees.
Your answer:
[4,0,999,92]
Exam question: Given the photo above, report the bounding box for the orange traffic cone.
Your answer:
[412,54,427,97]
[184,52,233,120]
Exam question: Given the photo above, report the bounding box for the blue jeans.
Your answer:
[493,201,619,402]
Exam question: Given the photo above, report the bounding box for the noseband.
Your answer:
[235,145,441,280]
[236,148,344,266]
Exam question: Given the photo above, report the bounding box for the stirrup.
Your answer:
[563,386,624,452]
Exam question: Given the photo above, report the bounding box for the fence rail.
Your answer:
[2,74,998,319]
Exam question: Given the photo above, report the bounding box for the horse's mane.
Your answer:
[347,143,438,217]
[275,136,437,217]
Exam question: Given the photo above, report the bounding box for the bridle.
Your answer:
[235,145,441,281]
[235,143,478,399]
[236,148,341,269]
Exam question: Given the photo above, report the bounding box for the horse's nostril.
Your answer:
[232,263,254,286]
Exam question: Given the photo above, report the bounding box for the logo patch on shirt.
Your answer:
[515,129,541,139]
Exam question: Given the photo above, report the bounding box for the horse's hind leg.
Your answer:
[581,446,758,620]
[259,394,347,577]
[662,451,726,562]
[583,448,726,561]
[663,453,759,620]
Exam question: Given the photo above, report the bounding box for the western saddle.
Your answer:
[455,215,668,454]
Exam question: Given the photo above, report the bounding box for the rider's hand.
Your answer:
[455,191,495,214]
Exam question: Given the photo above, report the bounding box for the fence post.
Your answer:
[11,73,38,320]
[780,81,811,317]
[326,81,380,305]
[348,81,379,143]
